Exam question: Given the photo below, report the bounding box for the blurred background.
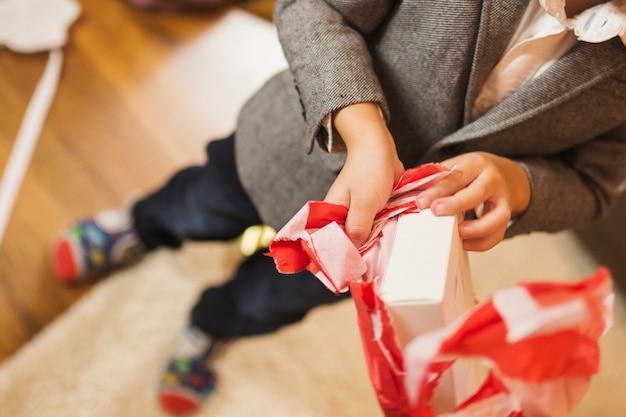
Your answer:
[0,0,624,415]
[0,0,278,364]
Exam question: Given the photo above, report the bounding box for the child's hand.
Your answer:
[323,102,405,247]
[325,137,404,247]
[416,152,531,252]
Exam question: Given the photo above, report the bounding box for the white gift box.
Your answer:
[379,209,476,413]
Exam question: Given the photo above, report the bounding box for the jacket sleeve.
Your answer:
[507,121,626,237]
[274,0,396,152]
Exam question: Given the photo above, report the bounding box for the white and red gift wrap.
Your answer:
[267,164,614,417]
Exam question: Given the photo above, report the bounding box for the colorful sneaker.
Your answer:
[51,207,145,283]
[159,325,218,415]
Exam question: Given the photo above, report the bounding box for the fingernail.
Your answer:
[431,203,445,215]
[417,198,429,209]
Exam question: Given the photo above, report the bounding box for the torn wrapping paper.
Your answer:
[269,164,456,415]
[269,164,451,294]
[268,164,614,417]
[403,267,613,417]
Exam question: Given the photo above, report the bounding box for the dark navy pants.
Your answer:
[132,135,349,339]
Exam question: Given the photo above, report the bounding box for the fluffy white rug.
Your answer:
[0,232,624,417]
[0,242,381,417]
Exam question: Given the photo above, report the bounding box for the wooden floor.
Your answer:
[0,0,279,364]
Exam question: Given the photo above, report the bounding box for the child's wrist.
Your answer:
[333,102,390,150]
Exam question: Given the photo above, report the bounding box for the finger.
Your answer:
[458,203,510,251]
[344,197,378,248]
[462,233,505,252]
[416,168,471,209]
[430,171,498,216]
[325,185,373,247]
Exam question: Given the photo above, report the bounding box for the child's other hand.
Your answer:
[416,152,531,252]
[323,102,405,248]
[325,138,404,247]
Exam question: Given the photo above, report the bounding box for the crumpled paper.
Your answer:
[0,0,81,53]
[269,164,451,415]
[540,0,626,45]
[403,267,613,417]
[268,164,613,417]
[269,164,451,294]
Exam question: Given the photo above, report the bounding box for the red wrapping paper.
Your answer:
[267,164,613,417]
[402,267,612,417]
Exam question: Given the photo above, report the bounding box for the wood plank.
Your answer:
[0,274,35,364]
[0,0,226,363]
[0,0,280,364]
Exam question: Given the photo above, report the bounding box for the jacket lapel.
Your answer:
[463,0,529,123]
[438,36,626,148]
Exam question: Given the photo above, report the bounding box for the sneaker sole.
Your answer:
[51,234,84,283]
[159,389,200,415]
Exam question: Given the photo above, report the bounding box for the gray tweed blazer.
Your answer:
[235,0,626,238]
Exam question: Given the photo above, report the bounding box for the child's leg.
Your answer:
[159,250,349,414]
[191,250,350,338]
[51,135,262,282]
[159,325,218,415]
[53,133,345,414]
[132,135,262,250]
